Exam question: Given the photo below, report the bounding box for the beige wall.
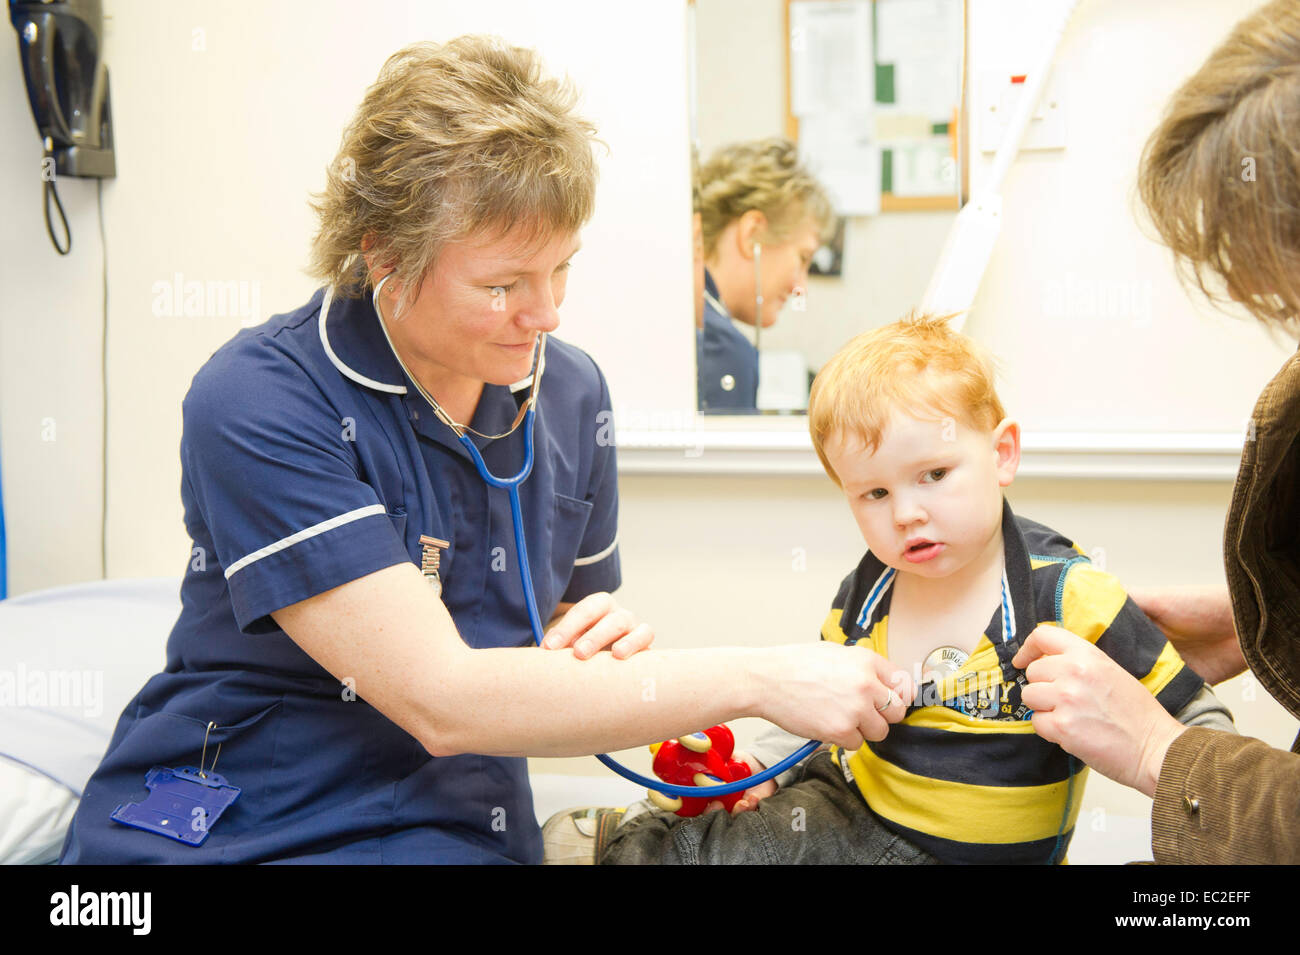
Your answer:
[968,0,1290,435]
[0,71,107,590]
[0,0,697,593]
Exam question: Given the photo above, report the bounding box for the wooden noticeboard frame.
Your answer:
[783,0,968,212]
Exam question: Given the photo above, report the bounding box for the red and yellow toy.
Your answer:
[647,724,753,817]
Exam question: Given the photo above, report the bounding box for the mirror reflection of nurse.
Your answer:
[696,138,834,413]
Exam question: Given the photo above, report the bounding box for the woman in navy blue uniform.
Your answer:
[696,139,833,413]
[60,38,904,864]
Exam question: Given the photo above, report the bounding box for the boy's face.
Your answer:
[825,410,1021,579]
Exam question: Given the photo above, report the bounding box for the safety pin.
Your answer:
[198,721,221,779]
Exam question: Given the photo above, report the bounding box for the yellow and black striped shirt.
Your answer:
[821,499,1203,864]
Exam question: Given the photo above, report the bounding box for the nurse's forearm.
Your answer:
[273,562,890,760]
[425,637,906,758]
[425,644,766,758]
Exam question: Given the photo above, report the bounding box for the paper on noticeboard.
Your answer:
[876,0,963,121]
[790,1,877,215]
[789,1,874,116]
[798,111,881,215]
[889,140,959,196]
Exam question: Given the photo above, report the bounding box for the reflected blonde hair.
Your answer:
[1138,0,1300,331]
[308,36,600,318]
[808,312,1005,487]
[698,138,835,257]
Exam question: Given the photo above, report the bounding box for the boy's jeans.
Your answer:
[600,750,941,865]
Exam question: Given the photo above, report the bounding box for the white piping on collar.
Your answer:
[703,287,731,320]
[319,286,538,397]
[318,286,407,395]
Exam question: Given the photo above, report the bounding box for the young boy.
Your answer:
[556,313,1234,865]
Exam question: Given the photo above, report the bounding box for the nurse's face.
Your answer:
[755,219,821,329]
[377,226,581,397]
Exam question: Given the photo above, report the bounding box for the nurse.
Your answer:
[696,139,834,413]
[59,37,910,864]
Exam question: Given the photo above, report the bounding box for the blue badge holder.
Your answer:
[111,765,241,846]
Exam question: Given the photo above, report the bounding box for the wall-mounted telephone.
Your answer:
[9,0,117,254]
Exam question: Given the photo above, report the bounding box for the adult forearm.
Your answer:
[422,644,763,758]
[275,564,896,763]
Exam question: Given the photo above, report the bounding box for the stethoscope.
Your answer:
[370,273,818,798]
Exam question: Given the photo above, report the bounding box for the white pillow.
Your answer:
[0,577,181,863]
[0,755,80,864]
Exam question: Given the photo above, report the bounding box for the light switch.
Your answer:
[978,70,1067,153]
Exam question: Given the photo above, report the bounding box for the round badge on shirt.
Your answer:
[922,646,969,681]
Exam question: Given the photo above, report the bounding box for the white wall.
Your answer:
[1,0,696,591]
[968,0,1291,435]
[0,42,108,592]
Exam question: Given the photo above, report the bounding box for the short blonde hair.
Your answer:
[698,138,835,258]
[808,313,1006,486]
[308,36,600,318]
[1138,0,1300,331]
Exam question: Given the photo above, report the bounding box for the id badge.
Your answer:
[110,765,240,846]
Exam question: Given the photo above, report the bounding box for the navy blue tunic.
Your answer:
[59,287,621,864]
[697,269,758,413]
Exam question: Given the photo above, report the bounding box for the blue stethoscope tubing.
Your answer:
[455,403,820,799]
[367,270,818,798]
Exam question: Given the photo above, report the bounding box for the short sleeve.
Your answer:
[1059,561,1204,714]
[181,341,410,634]
[560,361,621,602]
[822,569,860,645]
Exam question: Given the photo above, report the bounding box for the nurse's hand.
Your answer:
[1012,624,1186,798]
[541,592,654,661]
[757,643,915,751]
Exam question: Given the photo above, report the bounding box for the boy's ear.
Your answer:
[993,418,1021,487]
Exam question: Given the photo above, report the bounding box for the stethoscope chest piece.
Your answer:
[922,645,969,681]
